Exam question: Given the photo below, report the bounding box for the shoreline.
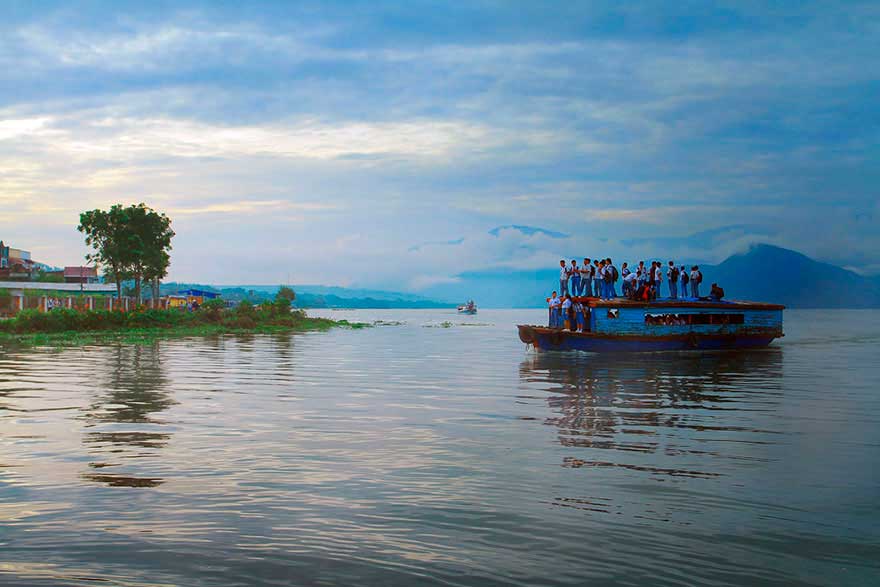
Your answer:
[0,313,367,347]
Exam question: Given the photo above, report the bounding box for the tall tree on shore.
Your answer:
[127,204,175,304]
[78,203,175,303]
[78,205,135,299]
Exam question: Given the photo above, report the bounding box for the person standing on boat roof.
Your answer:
[569,259,580,299]
[606,258,619,298]
[667,261,679,299]
[653,261,663,299]
[690,266,702,298]
[621,262,631,297]
[558,260,569,297]
[680,265,689,297]
[580,258,592,296]
[547,291,561,328]
[624,268,637,298]
[594,260,603,298]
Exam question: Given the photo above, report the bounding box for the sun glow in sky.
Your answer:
[2,1,878,289]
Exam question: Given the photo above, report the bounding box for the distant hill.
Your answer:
[700,244,880,308]
[160,282,454,309]
[420,244,880,308]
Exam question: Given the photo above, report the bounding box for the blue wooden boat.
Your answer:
[518,299,784,352]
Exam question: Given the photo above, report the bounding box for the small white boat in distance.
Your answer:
[457,300,477,314]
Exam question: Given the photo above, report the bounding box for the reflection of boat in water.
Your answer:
[519,348,784,478]
[457,300,477,314]
[518,299,784,352]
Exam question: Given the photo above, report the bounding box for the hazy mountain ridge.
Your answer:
[420,244,880,308]
[160,283,455,309]
[162,245,880,309]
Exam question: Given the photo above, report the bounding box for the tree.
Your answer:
[78,205,136,299]
[276,286,296,302]
[78,203,174,303]
[127,204,174,304]
[274,286,296,314]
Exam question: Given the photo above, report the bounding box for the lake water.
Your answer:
[1,309,879,586]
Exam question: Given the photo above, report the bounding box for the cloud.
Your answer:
[488,225,568,239]
[0,2,876,284]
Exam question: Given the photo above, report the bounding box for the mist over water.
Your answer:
[1,309,879,586]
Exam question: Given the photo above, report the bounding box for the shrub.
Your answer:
[127,309,185,328]
[200,298,227,322]
[223,315,256,329]
[14,309,49,332]
[234,300,256,317]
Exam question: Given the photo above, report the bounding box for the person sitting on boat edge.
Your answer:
[547,291,561,328]
[633,281,651,302]
[710,283,725,301]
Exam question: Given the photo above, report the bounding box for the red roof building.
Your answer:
[63,266,100,284]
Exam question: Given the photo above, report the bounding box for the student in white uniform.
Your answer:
[558,260,569,297]
[653,262,663,299]
[580,258,592,296]
[547,291,562,327]
[561,295,573,330]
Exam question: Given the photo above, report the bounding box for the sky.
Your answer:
[1,0,878,290]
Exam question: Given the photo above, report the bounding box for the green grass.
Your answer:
[0,305,368,348]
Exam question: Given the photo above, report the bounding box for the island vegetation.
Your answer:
[0,205,363,346]
[0,292,365,346]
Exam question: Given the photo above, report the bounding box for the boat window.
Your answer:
[644,313,745,325]
[607,309,619,319]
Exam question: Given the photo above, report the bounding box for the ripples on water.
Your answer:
[1,309,879,586]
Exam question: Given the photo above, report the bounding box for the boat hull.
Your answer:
[518,325,780,353]
[458,309,477,315]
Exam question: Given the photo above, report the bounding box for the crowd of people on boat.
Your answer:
[547,257,726,330]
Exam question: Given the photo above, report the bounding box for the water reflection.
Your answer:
[80,343,175,488]
[520,349,784,478]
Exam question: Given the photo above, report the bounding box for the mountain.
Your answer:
[160,282,454,309]
[420,244,880,308]
[700,244,880,308]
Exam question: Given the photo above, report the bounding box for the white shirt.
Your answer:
[560,267,569,281]
[579,266,591,278]
[561,299,572,311]
[597,266,605,279]
[625,272,637,284]
[548,297,561,308]
[654,266,663,282]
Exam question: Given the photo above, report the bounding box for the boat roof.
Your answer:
[583,298,785,311]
